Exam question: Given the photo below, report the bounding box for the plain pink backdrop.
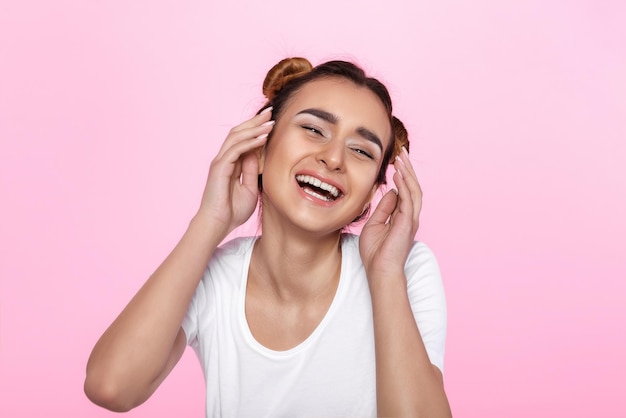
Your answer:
[1,0,625,416]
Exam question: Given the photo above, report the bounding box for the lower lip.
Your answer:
[294,180,341,207]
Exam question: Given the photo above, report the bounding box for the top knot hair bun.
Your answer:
[391,116,409,159]
[262,57,313,101]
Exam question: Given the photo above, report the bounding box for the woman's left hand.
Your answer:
[359,147,423,279]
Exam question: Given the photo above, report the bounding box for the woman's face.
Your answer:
[259,77,392,235]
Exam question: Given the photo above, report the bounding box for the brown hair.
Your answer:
[259,57,409,185]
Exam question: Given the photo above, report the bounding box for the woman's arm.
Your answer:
[360,148,451,417]
[84,216,225,411]
[368,269,450,417]
[84,109,274,411]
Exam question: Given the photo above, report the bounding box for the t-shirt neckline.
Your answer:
[237,235,349,358]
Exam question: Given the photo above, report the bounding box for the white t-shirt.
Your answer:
[182,233,447,418]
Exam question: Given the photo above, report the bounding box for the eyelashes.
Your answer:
[352,148,374,160]
[301,124,325,136]
[300,125,376,161]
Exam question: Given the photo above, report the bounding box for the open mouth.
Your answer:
[296,174,343,202]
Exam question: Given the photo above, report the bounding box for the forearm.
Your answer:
[85,214,226,409]
[370,272,451,418]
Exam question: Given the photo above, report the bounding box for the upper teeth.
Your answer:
[296,175,341,198]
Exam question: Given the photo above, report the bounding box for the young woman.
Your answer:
[85,58,451,417]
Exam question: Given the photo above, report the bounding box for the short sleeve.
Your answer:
[181,238,245,350]
[181,277,207,347]
[404,241,447,374]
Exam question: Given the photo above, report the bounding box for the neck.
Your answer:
[251,214,343,302]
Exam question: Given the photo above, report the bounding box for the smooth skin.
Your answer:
[84,108,275,411]
[246,78,391,352]
[84,78,451,417]
[361,149,452,417]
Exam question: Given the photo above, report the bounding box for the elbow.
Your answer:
[84,372,136,412]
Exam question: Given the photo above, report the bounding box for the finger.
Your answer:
[215,108,274,159]
[393,166,413,216]
[396,148,423,206]
[232,158,242,182]
[239,151,260,191]
[394,156,422,221]
[229,106,273,133]
[397,146,418,183]
[365,190,398,226]
[395,152,422,197]
[393,163,419,232]
[216,121,274,160]
[217,133,269,172]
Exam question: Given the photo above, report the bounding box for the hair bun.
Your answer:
[263,57,313,101]
[392,116,409,158]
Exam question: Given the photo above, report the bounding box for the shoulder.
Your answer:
[343,233,439,272]
[207,236,256,266]
[405,241,440,274]
[403,241,443,295]
[214,236,256,257]
[200,236,256,284]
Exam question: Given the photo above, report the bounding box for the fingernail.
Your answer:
[395,155,405,165]
[260,106,273,114]
[393,160,404,179]
[257,133,269,140]
[402,146,409,157]
[261,120,275,127]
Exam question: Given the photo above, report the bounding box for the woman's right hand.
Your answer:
[196,107,274,236]
[85,110,275,412]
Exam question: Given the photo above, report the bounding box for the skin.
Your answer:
[361,148,452,417]
[84,77,451,416]
[247,78,390,350]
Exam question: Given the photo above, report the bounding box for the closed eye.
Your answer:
[352,147,374,160]
[301,124,324,136]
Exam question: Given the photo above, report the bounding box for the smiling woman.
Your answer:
[84,57,451,417]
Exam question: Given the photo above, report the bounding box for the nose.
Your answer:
[317,139,345,172]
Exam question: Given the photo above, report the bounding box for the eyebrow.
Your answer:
[296,108,383,151]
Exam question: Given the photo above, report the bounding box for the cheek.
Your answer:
[351,173,378,205]
[261,138,287,171]
[264,125,300,157]
[360,160,384,184]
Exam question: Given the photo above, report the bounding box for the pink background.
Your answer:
[1,1,625,416]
